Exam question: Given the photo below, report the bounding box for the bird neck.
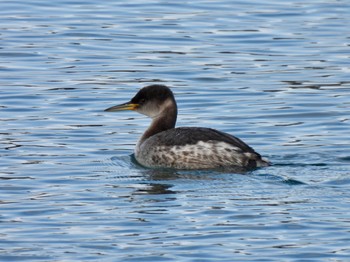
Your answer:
[140,103,177,144]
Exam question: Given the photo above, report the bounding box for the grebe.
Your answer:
[105,84,270,170]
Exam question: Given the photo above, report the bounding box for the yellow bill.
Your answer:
[104,102,138,112]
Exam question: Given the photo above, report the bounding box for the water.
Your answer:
[1,0,350,261]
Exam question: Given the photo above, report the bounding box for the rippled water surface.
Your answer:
[1,0,350,261]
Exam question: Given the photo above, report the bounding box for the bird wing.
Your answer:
[151,127,258,154]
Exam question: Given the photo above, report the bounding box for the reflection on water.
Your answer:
[134,183,177,195]
[1,0,350,260]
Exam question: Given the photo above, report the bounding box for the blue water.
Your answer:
[1,0,350,261]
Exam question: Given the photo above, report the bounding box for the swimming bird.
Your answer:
[105,84,270,170]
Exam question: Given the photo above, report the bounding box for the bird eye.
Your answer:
[139,99,146,104]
